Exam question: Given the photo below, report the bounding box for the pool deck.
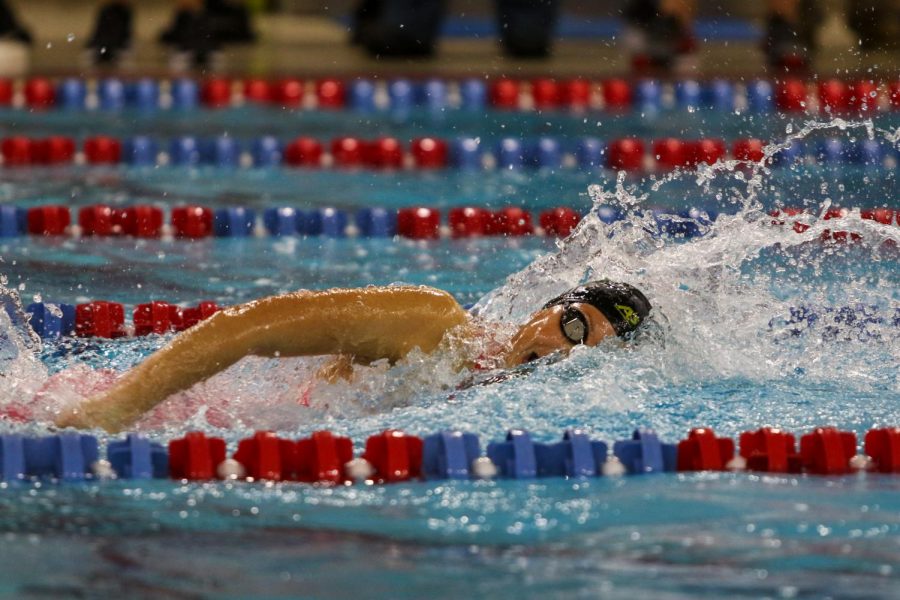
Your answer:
[5,0,898,79]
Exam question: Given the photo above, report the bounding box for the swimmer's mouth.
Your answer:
[524,352,540,363]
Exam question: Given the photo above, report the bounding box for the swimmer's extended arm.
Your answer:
[59,286,469,432]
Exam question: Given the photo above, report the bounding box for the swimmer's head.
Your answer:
[505,280,652,366]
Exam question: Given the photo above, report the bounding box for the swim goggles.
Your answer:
[560,305,589,345]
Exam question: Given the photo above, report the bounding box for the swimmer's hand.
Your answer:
[53,397,137,433]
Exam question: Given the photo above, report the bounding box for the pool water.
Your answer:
[0,103,898,598]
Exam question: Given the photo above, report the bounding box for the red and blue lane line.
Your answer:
[1,426,899,484]
[3,203,897,243]
[0,133,896,171]
[4,76,900,114]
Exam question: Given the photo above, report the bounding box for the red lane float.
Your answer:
[202,78,232,108]
[331,137,366,167]
[739,428,802,473]
[776,78,807,112]
[75,301,126,338]
[676,428,735,471]
[284,137,323,167]
[171,205,214,238]
[602,78,632,109]
[178,301,219,331]
[691,138,726,166]
[363,430,423,484]
[864,428,900,474]
[490,206,534,236]
[539,207,581,237]
[169,432,227,480]
[24,77,55,109]
[861,208,899,225]
[78,204,117,236]
[397,207,440,239]
[0,79,12,105]
[115,205,164,238]
[818,79,850,113]
[411,137,448,168]
[365,137,404,169]
[2,136,34,166]
[490,78,519,109]
[607,138,645,171]
[315,79,346,109]
[850,80,879,112]
[294,431,354,483]
[891,82,900,110]
[83,136,122,164]
[27,205,70,235]
[274,78,304,108]
[531,78,560,109]
[732,138,766,162]
[233,431,292,481]
[800,427,857,475]
[243,78,272,103]
[449,206,490,238]
[134,301,178,336]
[35,136,76,165]
[653,138,691,169]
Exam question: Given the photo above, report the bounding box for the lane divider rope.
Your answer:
[3,76,899,114]
[1,134,896,171]
[0,427,898,484]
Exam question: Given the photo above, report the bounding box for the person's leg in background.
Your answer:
[159,0,219,67]
[624,0,697,71]
[847,0,898,51]
[355,0,446,58]
[205,0,257,44]
[495,0,560,58]
[0,0,31,44]
[87,0,133,64]
[764,0,822,70]
[350,0,382,45]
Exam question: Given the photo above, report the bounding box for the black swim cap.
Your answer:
[543,280,652,338]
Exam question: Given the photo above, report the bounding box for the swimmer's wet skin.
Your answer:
[57,281,651,433]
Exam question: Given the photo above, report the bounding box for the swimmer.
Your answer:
[56,280,651,432]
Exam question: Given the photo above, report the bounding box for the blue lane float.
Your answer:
[99,78,127,111]
[128,78,161,111]
[23,433,99,482]
[355,207,397,237]
[422,431,482,480]
[535,429,609,478]
[171,78,200,110]
[57,78,87,110]
[26,302,76,339]
[108,434,168,479]
[575,137,606,169]
[0,205,26,237]
[214,207,256,237]
[487,429,539,479]
[613,430,678,474]
[349,79,377,112]
[122,136,159,167]
[459,78,487,110]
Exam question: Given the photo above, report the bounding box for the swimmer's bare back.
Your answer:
[57,286,469,432]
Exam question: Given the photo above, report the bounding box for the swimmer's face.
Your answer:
[505,303,618,366]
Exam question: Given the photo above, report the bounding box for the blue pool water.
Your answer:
[0,105,898,598]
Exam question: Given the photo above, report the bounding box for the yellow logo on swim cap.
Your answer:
[615,304,641,326]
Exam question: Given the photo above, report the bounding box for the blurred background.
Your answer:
[0,0,896,77]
